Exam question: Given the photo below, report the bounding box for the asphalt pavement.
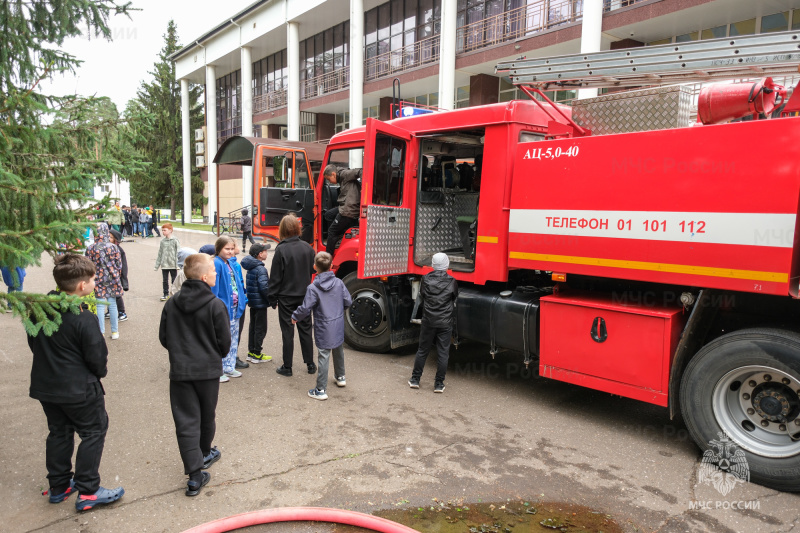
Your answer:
[1,228,798,533]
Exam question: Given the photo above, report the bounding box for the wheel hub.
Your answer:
[713,365,800,457]
[347,291,387,336]
[751,384,798,423]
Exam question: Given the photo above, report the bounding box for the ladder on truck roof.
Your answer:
[496,31,800,89]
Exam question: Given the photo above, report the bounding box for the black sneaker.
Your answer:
[118,313,128,322]
[235,358,250,369]
[203,446,221,469]
[276,365,293,377]
[160,295,168,302]
[307,362,317,374]
[434,382,445,393]
[185,471,210,497]
[408,378,420,389]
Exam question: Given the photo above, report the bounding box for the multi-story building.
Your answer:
[171,0,800,221]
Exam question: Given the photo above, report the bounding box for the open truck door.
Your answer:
[213,136,325,244]
[358,118,414,278]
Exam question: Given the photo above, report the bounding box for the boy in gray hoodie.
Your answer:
[291,252,352,400]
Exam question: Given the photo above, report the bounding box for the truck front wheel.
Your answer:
[680,328,800,492]
[343,273,391,353]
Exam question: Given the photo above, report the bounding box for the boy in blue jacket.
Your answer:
[292,252,352,400]
[241,243,272,363]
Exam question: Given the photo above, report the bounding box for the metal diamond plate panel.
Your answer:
[362,205,411,277]
[572,85,695,136]
[414,192,478,263]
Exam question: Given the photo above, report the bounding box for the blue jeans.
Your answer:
[96,298,118,334]
[222,318,239,373]
[316,345,345,391]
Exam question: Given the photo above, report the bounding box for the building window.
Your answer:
[362,105,379,125]
[729,18,756,36]
[216,70,241,144]
[335,112,350,133]
[675,32,698,43]
[300,112,317,142]
[762,12,790,33]
[455,85,470,108]
[701,25,726,40]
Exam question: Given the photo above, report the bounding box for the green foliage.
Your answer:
[126,20,204,212]
[0,0,142,334]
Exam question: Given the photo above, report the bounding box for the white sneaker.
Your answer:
[335,376,346,387]
[111,332,120,340]
[225,370,242,378]
[219,375,230,383]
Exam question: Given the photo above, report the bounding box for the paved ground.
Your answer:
[1,228,798,533]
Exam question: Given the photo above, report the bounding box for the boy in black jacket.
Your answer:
[241,243,272,363]
[28,255,124,511]
[408,252,458,393]
[159,253,231,496]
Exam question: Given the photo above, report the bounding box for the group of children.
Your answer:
[28,212,459,508]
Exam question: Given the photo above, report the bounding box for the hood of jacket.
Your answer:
[172,279,217,313]
[425,270,452,295]
[240,255,263,271]
[94,222,111,244]
[313,270,338,292]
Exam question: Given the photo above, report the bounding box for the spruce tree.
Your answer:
[0,1,141,335]
[128,20,204,217]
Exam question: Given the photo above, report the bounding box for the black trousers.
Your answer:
[325,215,358,255]
[237,309,246,346]
[39,381,108,494]
[412,322,452,384]
[162,269,177,296]
[151,223,161,237]
[169,379,219,476]
[116,295,126,315]
[248,307,268,354]
[277,297,314,368]
[242,230,255,247]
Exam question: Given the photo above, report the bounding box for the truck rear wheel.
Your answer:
[680,328,800,492]
[343,273,391,353]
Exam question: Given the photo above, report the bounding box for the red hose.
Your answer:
[183,507,419,533]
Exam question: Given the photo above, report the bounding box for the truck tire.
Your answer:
[680,328,800,492]
[343,273,391,353]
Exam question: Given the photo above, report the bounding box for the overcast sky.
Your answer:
[41,0,254,112]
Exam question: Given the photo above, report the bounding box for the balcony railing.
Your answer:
[457,0,582,53]
[365,33,440,82]
[301,66,350,100]
[253,88,288,114]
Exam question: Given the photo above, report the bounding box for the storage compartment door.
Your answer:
[359,118,414,278]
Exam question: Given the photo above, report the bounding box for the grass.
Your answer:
[162,220,214,232]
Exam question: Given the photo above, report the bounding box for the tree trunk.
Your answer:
[170,197,175,221]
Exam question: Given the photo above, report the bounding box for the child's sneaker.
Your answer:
[75,486,125,511]
[335,376,346,387]
[247,352,272,363]
[118,313,128,322]
[219,375,230,383]
[44,479,75,503]
[160,295,168,301]
[111,332,119,340]
[434,382,445,393]
[408,378,420,389]
[308,388,328,400]
[224,369,242,378]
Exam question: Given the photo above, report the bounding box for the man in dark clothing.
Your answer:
[241,243,272,363]
[323,165,361,256]
[241,208,255,253]
[159,253,231,497]
[269,214,316,376]
[409,252,458,393]
[28,254,125,511]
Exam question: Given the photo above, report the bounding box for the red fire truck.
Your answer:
[215,33,800,491]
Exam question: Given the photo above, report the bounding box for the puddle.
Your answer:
[332,499,623,532]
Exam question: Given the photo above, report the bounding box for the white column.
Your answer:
[287,21,300,141]
[180,78,192,224]
[349,0,364,128]
[577,0,603,100]
[241,46,254,211]
[438,0,457,110]
[206,64,218,224]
